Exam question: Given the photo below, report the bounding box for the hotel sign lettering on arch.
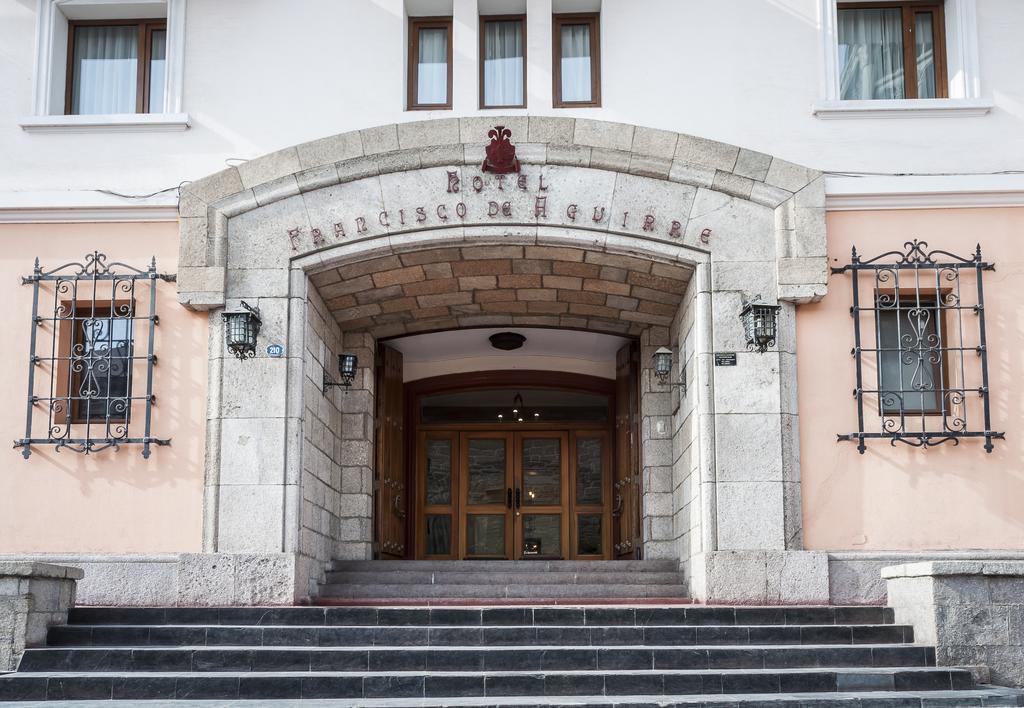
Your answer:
[283,167,688,253]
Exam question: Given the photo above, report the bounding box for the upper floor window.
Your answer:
[408,17,453,110]
[552,13,600,107]
[837,2,946,100]
[67,20,166,115]
[480,15,526,108]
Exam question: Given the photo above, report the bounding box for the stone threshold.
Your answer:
[308,598,695,607]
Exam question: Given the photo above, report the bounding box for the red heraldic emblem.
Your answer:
[481,125,521,174]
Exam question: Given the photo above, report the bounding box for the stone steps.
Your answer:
[324,560,682,572]
[318,560,687,601]
[64,604,897,626]
[16,644,936,673]
[317,583,692,599]
[47,623,913,647]
[322,571,688,585]
[0,667,982,701]
[0,604,1018,703]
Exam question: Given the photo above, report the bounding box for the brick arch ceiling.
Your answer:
[310,244,692,340]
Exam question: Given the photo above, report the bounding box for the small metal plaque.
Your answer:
[266,344,284,358]
[714,352,737,367]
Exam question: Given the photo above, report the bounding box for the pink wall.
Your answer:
[0,222,207,553]
[799,208,1024,551]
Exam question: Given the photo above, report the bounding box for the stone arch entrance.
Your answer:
[177,116,830,604]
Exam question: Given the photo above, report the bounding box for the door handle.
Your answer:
[515,488,521,509]
[507,487,513,509]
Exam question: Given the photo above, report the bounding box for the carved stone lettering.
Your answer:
[446,170,460,193]
[456,202,467,218]
[356,217,368,234]
[378,211,390,228]
[517,174,527,191]
[592,207,606,223]
[488,201,500,217]
[534,196,547,218]
[496,175,506,191]
[416,207,427,223]
[472,176,484,192]
[566,204,578,221]
[333,222,346,239]
[287,227,301,251]
[642,215,655,232]
[437,205,448,221]
[668,220,682,238]
[310,227,325,246]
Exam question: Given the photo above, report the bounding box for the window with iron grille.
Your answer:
[831,239,1003,453]
[15,252,175,459]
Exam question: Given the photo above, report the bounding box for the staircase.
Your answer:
[318,559,690,601]
[2,603,1022,704]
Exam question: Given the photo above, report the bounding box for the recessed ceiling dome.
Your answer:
[488,332,526,351]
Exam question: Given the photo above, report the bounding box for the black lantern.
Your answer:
[653,347,673,384]
[222,301,261,360]
[740,295,781,353]
[652,346,686,394]
[324,353,359,393]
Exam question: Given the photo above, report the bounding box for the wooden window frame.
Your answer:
[407,17,454,111]
[874,291,950,416]
[552,12,601,108]
[65,18,167,115]
[836,1,948,99]
[53,301,136,425]
[478,14,527,110]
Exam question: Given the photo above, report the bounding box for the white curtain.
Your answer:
[483,20,523,107]
[915,12,937,98]
[560,24,591,102]
[837,8,904,100]
[71,25,138,115]
[417,27,448,105]
[148,29,167,113]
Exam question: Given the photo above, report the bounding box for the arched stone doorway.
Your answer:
[177,116,829,604]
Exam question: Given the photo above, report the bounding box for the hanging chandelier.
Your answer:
[497,392,540,423]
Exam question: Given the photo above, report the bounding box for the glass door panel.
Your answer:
[460,433,513,559]
[572,431,610,558]
[419,431,458,558]
[515,432,568,559]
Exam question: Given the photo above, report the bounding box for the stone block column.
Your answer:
[0,563,81,671]
[885,561,1024,688]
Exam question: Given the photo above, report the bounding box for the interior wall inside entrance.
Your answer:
[387,327,631,381]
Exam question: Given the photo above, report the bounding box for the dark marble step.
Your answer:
[47,622,913,648]
[66,605,895,628]
[18,644,936,673]
[0,667,977,702]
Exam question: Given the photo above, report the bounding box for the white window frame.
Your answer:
[20,0,189,132]
[814,0,992,119]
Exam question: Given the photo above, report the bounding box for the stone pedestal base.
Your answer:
[0,562,82,671]
[884,560,1024,688]
[690,550,830,604]
[0,554,298,607]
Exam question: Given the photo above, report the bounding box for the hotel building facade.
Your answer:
[1,0,1023,700]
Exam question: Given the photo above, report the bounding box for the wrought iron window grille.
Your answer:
[831,239,1003,453]
[14,252,176,459]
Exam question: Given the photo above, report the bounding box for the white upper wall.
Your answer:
[1,0,1022,197]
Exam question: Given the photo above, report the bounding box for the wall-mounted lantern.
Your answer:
[324,353,359,394]
[653,346,686,395]
[739,295,781,353]
[222,301,261,360]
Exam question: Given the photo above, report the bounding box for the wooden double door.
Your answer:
[416,429,614,560]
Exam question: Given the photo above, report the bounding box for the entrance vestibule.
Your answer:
[414,385,614,560]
